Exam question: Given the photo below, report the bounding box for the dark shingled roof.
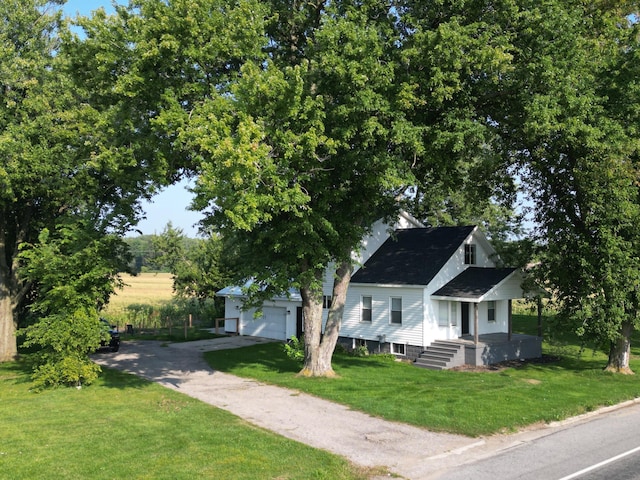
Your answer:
[433,267,517,299]
[351,226,476,285]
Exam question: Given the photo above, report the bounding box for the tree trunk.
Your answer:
[0,282,17,362]
[605,321,634,374]
[299,282,334,377]
[0,232,18,362]
[298,260,352,377]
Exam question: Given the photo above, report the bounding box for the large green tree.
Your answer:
[398,0,519,232]
[0,0,187,363]
[79,0,523,377]
[187,0,419,376]
[400,0,640,373]
[0,0,91,362]
[505,2,640,373]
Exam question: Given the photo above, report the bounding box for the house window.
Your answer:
[322,296,333,309]
[361,296,372,323]
[438,301,449,326]
[391,343,406,355]
[390,297,402,325]
[488,301,496,323]
[464,244,476,265]
[450,302,457,326]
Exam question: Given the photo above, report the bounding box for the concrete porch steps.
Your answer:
[414,340,465,371]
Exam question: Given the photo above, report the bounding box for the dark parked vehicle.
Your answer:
[99,318,120,352]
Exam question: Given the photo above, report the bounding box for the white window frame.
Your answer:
[391,342,406,356]
[390,297,402,325]
[464,244,476,265]
[322,295,333,309]
[438,301,449,326]
[450,302,457,326]
[361,296,372,323]
[487,301,496,323]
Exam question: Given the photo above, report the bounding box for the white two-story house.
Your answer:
[217,215,541,369]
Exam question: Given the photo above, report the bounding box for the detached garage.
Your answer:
[217,285,301,341]
[241,306,287,341]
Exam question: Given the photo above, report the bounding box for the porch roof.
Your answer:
[431,267,518,302]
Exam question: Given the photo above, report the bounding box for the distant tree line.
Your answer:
[127,223,233,304]
[125,229,198,274]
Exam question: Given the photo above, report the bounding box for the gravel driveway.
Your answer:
[92,337,499,479]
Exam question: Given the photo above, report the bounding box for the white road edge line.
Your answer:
[557,445,640,480]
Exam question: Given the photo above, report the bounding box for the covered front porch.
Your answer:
[457,332,543,366]
[423,267,544,368]
[414,333,543,370]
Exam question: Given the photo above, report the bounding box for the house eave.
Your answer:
[216,285,302,302]
[350,282,426,289]
[431,294,482,303]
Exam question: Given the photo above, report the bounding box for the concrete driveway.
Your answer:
[92,336,505,479]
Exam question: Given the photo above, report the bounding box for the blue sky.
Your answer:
[62,1,202,237]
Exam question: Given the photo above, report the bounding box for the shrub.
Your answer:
[21,309,103,390]
[283,336,305,362]
[352,344,369,357]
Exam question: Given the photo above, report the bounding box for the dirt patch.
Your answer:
[450,355,560,373]
[523,378,542,385]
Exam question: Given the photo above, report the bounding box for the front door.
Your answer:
[461,302,470,335]
[296,307,304,338]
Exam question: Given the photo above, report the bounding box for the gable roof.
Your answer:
[432,267,517,300]
[351,226,476,285]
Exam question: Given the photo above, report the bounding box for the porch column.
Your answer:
[473,302,479,345]
[508,299,513,341]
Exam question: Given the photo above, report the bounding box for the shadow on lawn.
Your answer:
[204,342,402,375]
[0,359,35,385]
[97,366,151,389]
[204,343,301,374]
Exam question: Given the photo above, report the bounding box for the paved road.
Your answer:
[432,400,640,479]
[93,337,640,479]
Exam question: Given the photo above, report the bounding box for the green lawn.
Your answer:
[203,315,640,437]
[0,362,373,480]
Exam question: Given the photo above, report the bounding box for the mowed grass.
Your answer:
[3,273,373,479]
[204,316,640,437]
[0,363,371,480]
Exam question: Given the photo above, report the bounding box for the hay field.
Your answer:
[106,273,174,312]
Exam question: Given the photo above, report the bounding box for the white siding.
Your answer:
[424,298,462,342]
[223,297,242,333]
[342,285,424,347]
[481,300,509,334]
[482,272,525,301]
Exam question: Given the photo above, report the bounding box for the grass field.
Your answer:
[107,273,175,310]
[0,363,371,480]
[101,273,217,330]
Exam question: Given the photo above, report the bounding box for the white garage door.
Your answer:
[241,306,287,340]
